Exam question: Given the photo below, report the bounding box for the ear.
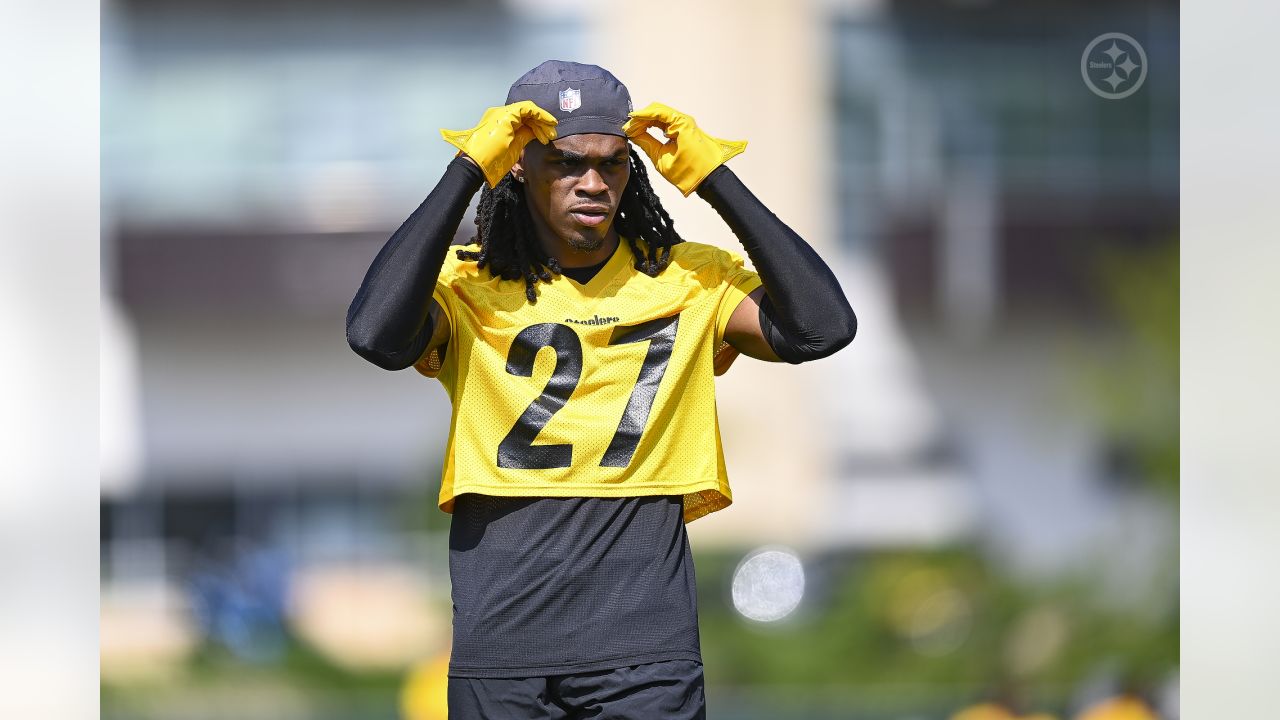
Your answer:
[510,159,525,184]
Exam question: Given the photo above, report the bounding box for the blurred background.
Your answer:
[99,0,1178,718]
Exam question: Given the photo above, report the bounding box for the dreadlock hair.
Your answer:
[458,145,684,303]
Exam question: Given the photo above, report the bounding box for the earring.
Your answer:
[516,175,525,183]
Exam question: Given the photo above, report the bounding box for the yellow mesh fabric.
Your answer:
[415,238,762,523]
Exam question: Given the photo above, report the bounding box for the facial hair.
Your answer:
[565,229,606,253]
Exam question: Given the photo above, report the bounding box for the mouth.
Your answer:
[568,206,610,228]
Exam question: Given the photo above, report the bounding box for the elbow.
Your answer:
[832,303,858,350]
[778,305,857,364]
[346,325,415,372]
[817,304,858,359]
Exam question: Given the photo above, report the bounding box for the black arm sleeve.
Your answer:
[345,156,485,370]
[695,165,857,363]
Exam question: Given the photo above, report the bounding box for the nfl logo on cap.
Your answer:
[559,87,581,113]
[506,62,630,138]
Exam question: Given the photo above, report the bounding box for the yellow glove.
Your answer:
[440,101,558,188]
[622,102,747,196]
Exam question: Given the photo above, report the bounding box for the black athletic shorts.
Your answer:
[446,658,706,719]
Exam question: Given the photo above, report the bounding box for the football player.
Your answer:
[347,60,856,718]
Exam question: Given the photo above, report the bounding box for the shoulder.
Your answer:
[666,240,739,267]
[438,243,525,294]
[438,242,480,283]
[654,241,752,284]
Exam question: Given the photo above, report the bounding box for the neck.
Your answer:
[537,229,620,269]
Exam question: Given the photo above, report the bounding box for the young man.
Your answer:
[346,61,856,719]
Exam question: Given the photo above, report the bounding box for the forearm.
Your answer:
[696,165,857,363]
[346,156,484,370]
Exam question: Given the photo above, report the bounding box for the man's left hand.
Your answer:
[623,102,746,197]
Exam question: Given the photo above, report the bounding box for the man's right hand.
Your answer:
[440,101,558,188]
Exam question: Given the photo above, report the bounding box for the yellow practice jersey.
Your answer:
[416,238,763,523]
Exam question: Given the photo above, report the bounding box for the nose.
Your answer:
[577,167,607,195]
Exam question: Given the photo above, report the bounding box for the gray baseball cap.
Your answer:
[505,60,633,140]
